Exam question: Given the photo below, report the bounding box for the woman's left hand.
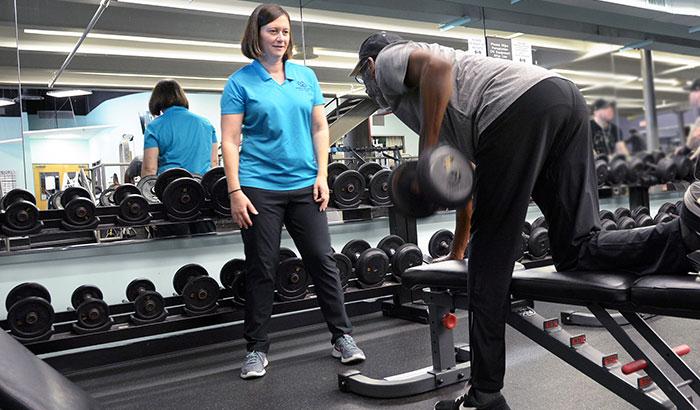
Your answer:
[314,176,330,211]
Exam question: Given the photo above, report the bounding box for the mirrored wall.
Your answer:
[4,0,700,206]
[0,0,23,198]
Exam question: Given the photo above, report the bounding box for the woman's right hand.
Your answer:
[230,191,258,229]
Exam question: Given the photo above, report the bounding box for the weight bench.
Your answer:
[0,329,101,410]
[339,260,700,409]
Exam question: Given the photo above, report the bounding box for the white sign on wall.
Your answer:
[468,37,486,57]
[512,40,533,64]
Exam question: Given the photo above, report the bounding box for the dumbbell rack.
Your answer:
[0,203,434,371]
[0,273,420,373]
[598,180,690,211]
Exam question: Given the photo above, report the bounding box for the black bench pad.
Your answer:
[402,260,468,290]
[632,274,700,315]
[0,330,101,410]
[403,261,636,306]
[511,267,637,305]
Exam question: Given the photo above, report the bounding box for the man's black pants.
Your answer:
[468,77,691,391]
[240,185,352,353]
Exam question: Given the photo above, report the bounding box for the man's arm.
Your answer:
[401,50,472,260]
[402,49,453,153]
[142,147,159,176]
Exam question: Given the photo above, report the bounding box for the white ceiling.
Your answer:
[2,0,700,116]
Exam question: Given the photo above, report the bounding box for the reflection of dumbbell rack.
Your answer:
[329,145,405,169]
[596,151,692,211]
[563,202,681,327]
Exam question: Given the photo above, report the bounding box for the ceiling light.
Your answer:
[438,16,472,32]
[0,98,15,107]
[505,32,524,39]
[619,39,653,51]
[24,29,240,49]
[0,138,22,144]
[46,90,93,98]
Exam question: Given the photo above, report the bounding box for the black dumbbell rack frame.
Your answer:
[598,180,689,211]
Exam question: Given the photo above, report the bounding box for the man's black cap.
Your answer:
[592,98,614,112]
[685,79,700,92]
[349,32,404,78]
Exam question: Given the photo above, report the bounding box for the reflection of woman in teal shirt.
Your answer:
[220,3,364,380]
[142,79,218,177]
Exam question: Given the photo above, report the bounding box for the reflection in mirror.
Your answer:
[13,0,276,208]
[0,0,24,196]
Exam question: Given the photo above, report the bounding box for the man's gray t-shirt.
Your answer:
[375,41,559,162]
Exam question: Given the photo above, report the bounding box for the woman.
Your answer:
[142,79,218,177]
[220,3,365,379]
[142,79,218,236]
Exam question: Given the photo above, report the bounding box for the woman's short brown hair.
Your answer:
[149,79,189,116]
[240,3,294,61]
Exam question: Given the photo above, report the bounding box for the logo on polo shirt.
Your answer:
[296,80,309,91]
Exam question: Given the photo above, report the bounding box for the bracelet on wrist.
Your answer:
[228,188,242,196]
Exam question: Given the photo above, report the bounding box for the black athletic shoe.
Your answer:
[434,386,511,410]
[680,182,700,252]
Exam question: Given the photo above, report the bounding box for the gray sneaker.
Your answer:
[332,334,366,364]
[240,351,268,379]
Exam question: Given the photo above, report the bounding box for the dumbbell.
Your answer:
[428,229,454,259]
[613,207,636,230]
[97,187,116,207]
[672,154,692,180]
[173,264,220,314]
[61,186,98,229]
[0,189,43,235]
[358,162,382,202]
[599,154,628,185]
[275,257,309,301]
[201,168,230,216]
[637,151,677,183]
[200,166,226,198]
[357,163,392,207]
[5,282,54,342]
[209,175,231,217]
[113,184,151,225]
[523,227,550,259]
[630,205,653,227]
[330,167,366,209]
[625,156,646,184]
[333,252,353,289]
[125,278,167,324]
[156,168,205,221]
[137,174,159,204]
[377,234,423,279]
[599,209,619,230]
[531,216,548,231]
[594,155,610,186]
[654,212,674,225]
[653,202,680,225]
[658,202,679,217]
[327,162,349,189]
[71,285,113,333]
[220,258,246,305]
[280,247,297,262]
[390,145,474,218]
[523,221,532,235]
[342,239,390,288]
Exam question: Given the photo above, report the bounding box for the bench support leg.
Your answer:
[621,311,700,398]
[508,304,671,409]
[589,305,695,410]
[338,301,469,398]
